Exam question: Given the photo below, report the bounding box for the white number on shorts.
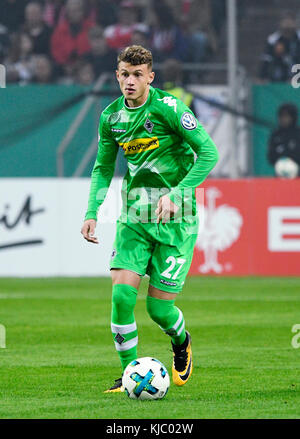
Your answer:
[161,257,186,280]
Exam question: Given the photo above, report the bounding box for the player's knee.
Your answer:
[146,295,171,325]
[112,284,137,316]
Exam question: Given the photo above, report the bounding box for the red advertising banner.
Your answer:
[190,178,300,276]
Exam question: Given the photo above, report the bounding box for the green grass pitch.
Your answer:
[0,276,300,419]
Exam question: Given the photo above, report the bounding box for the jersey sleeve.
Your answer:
[166,98,219,205]
[85,113,118,220]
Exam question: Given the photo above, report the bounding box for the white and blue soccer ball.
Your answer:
[275,157,299,179]
[122,357,170,400]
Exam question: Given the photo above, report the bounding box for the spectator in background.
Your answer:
[211,0,226,38]
[31,54,55,83]
[259,41,291,83]
[0,0,28,32]
[75,60,95,85]
[149,0,190,62]
[160,0,212,60]
[23,2,52,55]
[43,0,65,28]
[57,0,117,27]
[186,0,214,59]
[104,1,141,51]
[263,16,300,67]
[4,32,35,84]
[0,24,9,63]
[51,0,95,66]
[56,62,75,84]
[84,26,116,77]
[161,58,196,113]
[87,0,118,28]
[268,103,300,173]
[130,24,150,48]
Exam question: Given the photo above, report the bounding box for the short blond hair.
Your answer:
[117,45,152,69]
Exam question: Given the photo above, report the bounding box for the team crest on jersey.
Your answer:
[119,137,159,155]
[144,118,154,133]
[180,112,197,130]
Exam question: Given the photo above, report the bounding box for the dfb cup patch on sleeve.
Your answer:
[180,112,197,130]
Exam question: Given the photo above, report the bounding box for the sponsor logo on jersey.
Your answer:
[160,279,177,286]
[111,248,117,259]
[181,112,197,130]
[119,137,159,154]
[157,96,177,112]
[111,128,126,133]
[144,118,154,133]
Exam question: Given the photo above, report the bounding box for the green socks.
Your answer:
[111,284,138,371]
[146,295,186,345]
[111,285,186,371]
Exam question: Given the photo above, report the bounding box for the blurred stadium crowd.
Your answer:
[0,0,227,85]
[1,0,300,86]
[258,15,300,83]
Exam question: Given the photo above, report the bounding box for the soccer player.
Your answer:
[81,45,219,392]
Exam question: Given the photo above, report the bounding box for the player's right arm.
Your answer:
[81,112,118,244]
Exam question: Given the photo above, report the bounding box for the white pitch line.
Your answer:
[0,294,26,299]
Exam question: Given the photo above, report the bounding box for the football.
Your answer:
[274,157,299,179]
[122,357,170,400]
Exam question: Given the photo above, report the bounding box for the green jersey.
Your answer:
[85,86,219,223]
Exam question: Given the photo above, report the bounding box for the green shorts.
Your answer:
[110,219,198,293]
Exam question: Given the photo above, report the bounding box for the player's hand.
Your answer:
[155,195,179,224]
[81,219,99,244]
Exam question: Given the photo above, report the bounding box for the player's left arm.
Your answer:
[166,101,219,206]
